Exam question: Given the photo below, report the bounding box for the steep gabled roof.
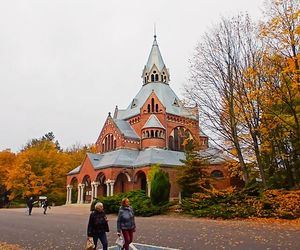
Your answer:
[113,119,140,140]
[116,82,198,120]
[142,114,165,129]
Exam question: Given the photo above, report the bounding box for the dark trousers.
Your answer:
[92,232,108,250]
[43,206,47,214]
[28,206,33,215]
[121,229,134,250]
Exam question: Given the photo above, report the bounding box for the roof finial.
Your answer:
[154,23,157,40]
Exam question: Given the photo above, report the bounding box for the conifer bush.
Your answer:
[150,170,170,205]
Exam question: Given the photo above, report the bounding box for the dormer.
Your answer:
[142,35,170,85]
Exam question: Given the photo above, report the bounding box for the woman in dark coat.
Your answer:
[27,197,34,215]
[87,202,109,250]
[42,198,49,215]
[117,198,136,250]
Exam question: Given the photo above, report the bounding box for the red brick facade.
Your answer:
[66,36,235,204]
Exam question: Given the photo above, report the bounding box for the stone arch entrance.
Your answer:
[96,172,107,197]
[70,177,78,203]
[135,171,147,193]
[115,173,130,194]
[82,175,92,203]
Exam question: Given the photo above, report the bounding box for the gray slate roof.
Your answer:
[142,114,165,129]
[145,36,165,71]
[113,119,140,140]
[67,165,81,175]
[116,82,197,120]
[67,147,230,175]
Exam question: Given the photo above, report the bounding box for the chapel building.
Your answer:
[66,36,233,204]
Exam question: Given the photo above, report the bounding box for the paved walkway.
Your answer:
[0,205,299,250]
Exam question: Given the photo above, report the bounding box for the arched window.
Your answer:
[168,136,174,150]
[147,104,151,113]
[168,127,193,151]
[155,104,159,112]
[103,134,116,152]
[105,137,108,152]
[155,74,159,81]
[155,130,159,137]
[151,130,154,138]
[151,75,154,82]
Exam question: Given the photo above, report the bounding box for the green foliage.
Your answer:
[177,140,210,198]
[147,164,160,183]
[92,190,168,216]
[150,170,170,205]
[181,188,300,219]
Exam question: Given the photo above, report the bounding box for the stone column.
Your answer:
[147,180,151,197]
[66,185,70,204]
[80,184,85,203]
[94,182,99,198]
[91,182,95,201]
[66,185,73,204]
[105,180,111,197]
[69,185,73,203]
[109,181,115,196]
[77,184,81,204]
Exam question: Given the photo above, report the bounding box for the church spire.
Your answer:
[142,34,170,85]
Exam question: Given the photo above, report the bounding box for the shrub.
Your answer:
[92,190,169,216]
[150,170,170,205]
[181,188,300,219]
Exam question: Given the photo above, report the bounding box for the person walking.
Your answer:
[117,198,136,250]
[26,197,34,216]
[42,198,49,215]
[87,202,109,250]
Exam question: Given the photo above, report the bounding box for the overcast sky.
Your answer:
[0,0,266,152]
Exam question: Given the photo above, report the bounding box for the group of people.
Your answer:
[87,197,135,250]
[26,197,49,216]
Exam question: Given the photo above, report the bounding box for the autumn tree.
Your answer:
[185,14,267,185]
[258,0,300,188]
[0,150,16,205]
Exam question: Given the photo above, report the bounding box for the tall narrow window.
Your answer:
[147,104,151,113]
[151,98,154,112]
[110,134,113,150]
[155,104,159,112]
[151,75,154,82]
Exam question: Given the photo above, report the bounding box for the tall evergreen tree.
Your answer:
[150,170,170,205]
[177,140,210,198]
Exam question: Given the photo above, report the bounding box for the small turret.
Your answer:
[142,35,170,85]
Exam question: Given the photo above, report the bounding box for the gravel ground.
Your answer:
[0,205,299,250]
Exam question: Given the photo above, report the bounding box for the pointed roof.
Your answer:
[142,114,165,129]
[145,35,166,71]
[116,82,198,120]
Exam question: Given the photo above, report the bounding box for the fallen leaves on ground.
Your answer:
[0,242,22,250]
